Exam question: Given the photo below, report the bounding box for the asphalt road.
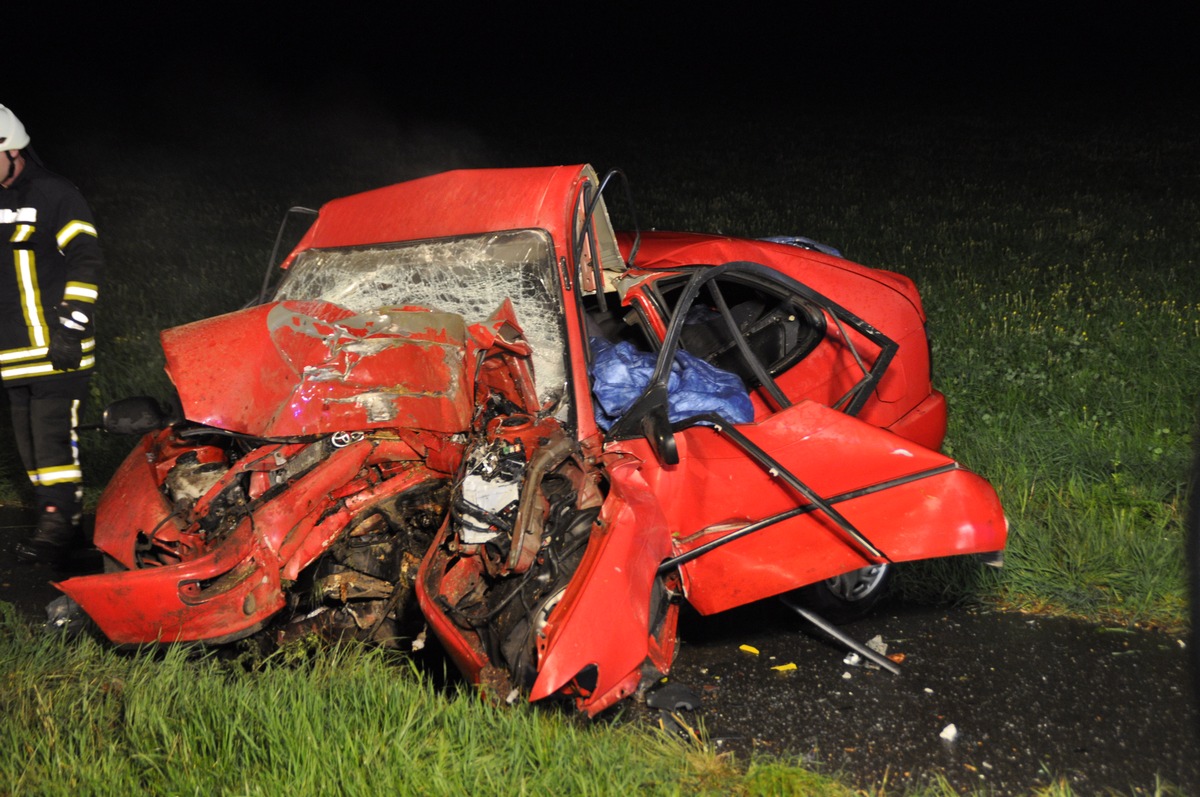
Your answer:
[669,600,1197,794]
[2,507,1195,794]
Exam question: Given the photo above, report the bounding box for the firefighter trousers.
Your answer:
[5,375,89,522]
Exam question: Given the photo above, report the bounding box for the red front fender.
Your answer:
[56,516,285,644]
[530,457,676,715]
[58,439,377,645]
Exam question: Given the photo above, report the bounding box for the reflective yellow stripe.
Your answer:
[0,207,36,224]
[32,465,84,486]
[0,338,93,363]
[14,249,48,347]
[56,220,97,249]
[71,399,81,467]
[11,224,34,242]
[0,345,50,362]
[0,353,95,380]
[64,281,99,302]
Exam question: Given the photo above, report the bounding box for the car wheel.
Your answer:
[787,563,892,624]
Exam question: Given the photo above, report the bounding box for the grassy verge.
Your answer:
[0,605,854,797]
[918,258,1193,625]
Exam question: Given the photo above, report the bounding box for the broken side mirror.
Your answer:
[101,396,171,435]
[611,384,679,467]
[640,405,679,466]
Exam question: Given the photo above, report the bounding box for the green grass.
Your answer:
[922,260,1194,624]
[0,98,1196,794]
[0,604,850,796]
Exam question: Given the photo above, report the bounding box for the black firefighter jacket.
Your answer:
[1,159,102,385]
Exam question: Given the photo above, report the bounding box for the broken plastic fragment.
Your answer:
[843,652,862,667]
[44,595,88,637]
[939,723,958,741]
[739,644,760,655]
[646,680,701,711]
[865,635,888,655]
[771,662,797,672]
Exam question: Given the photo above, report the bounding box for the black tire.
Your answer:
[786,563,892,624]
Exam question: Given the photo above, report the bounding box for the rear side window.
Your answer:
[654,274,826,388]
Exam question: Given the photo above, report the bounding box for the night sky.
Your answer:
[8,2,1196,153]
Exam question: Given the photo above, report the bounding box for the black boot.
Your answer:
[15,509,77,566]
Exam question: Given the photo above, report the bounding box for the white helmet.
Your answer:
[0,105,30,150]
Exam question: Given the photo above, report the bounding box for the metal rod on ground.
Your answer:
[780,596,902,675]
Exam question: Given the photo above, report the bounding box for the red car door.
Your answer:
[605,262,1007,616]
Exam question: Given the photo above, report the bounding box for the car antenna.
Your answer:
[779,594,902,675]
[592,168,641,266]
[254,206,319,305]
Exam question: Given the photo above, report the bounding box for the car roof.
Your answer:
[283,164,596,267]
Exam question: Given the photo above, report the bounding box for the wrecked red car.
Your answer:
[58,164,1006,715]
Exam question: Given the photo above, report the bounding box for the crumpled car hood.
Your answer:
[162,300,475,438]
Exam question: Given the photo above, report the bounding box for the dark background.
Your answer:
[4,3,1198,489]
[6,0,1198,461]
[6,2,1197,153]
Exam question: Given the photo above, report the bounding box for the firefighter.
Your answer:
[1,104,102,565]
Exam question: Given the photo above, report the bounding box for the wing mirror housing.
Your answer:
[640,406,679,466]
[610,384,678,467]
[101,396,172,435]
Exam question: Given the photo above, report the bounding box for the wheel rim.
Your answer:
[823,564,889,602]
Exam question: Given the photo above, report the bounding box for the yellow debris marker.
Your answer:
[738,644,760,655]
[771,662,797,672]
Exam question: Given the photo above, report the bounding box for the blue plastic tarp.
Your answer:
[589,337,754,431]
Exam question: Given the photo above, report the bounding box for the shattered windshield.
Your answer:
[273,230,568,408]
